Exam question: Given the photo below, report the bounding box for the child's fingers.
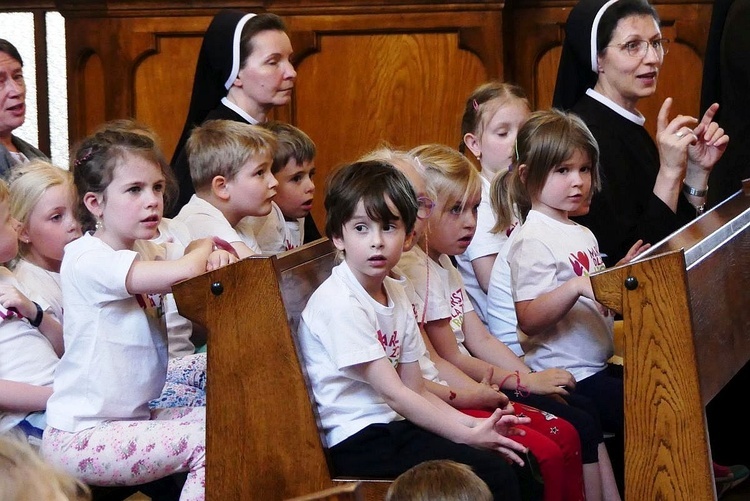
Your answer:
[497,447,527,467]
[480,365,494,386]
[212,237,239,259]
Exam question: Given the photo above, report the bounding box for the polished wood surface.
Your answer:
[590,183,750,500]
[285,482,363,501]
[173,239,390,500]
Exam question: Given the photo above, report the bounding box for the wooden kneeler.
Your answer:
[173,239,390,501]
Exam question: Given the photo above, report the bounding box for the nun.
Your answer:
[552,0,727,266]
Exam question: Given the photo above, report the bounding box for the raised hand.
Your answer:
[687,103,729,172]
[655,97,695,179]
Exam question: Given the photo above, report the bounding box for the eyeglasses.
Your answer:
[609,38,670,58]
[416,196,435,220]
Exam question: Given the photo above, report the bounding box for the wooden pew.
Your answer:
[172,239,390,501]
[590,180,750,500]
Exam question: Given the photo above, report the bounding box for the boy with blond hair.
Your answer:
[174,119,278,259]
[240,121,318,252]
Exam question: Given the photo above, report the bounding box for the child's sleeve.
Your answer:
[69,248,137,302]
[302,291,386,370]
[508,236,559,302]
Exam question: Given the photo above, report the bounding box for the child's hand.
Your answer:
[463,382,511,411]
[469,408,530,466]
[616,239,651,266]
[463,366,510,410]
[184,237,215,256]
[206,249,238,271]
[0,283,36,320]
[211,237,239,259]
[524,368,575,396]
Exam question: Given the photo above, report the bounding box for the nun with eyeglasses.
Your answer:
[552,0,728,267]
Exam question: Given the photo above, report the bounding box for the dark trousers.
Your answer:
[330,419,544,501]
[509,392,603,464]
[575,363,625,495]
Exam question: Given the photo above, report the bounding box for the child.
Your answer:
[240,121,317,253]
[174,119,278,259]
[359,146,585,501]
[0,434,91,501]
[456,82,530,327]
[41,124,237,499]
[0,178,60,443]
[9,148,206,411]
[7,159,80,348]
[399,143,621,500]
[385,459,492,501]
[297,159,541,501]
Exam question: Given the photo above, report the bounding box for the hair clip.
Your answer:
[74,149,94,168]
[472,99,479,111]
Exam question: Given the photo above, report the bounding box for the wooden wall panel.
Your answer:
[66,15,211,150]
[294,31,488,226]
[79,52,105,140]
[135,35,204,155]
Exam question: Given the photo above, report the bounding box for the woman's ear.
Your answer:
[596,54,604,74]
[463,133,482,160]
[83,192,103,219]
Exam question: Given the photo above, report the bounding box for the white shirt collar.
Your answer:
[586,88,645,126]
[221,97,260,125]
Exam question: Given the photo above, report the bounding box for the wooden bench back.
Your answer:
[590,181,750,500]
[173,239,389,500]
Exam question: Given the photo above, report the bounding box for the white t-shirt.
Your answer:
[237,202,304,254]
[155,217,193,248]
[508,210,613,381]
[486,225,524,356]
[0,269,58,432]
[391,266,442,384]
[12,258,63,324]
[297,261,424,448]
[174,195,261,253]
[134,236,195,359]
[398,246,473,356]
[455,176,509,324]
[46,234,169,432]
